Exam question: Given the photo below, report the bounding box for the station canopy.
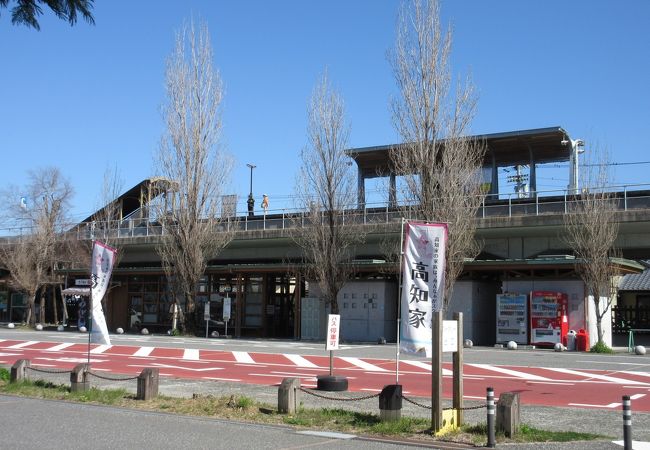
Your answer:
[346,126,572,179]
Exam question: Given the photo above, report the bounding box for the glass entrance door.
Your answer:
[267,275,295,338]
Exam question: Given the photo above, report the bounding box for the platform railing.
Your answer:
[1,183,649,240]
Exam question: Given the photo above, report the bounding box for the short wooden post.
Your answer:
[70,364,89,392]
[137,368,159,400]
[496,391,521,437]
[379,384,402,421]
[278,378,301,414]
[10,359,30,382]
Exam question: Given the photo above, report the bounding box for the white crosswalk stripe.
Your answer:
[233,351,255,364]
[468,363,551,381]
[46,343,74,351]
[183,348,200,360]
[133,347,155,357]
[339,357,388,372]
[90,345,112,354]
[621,371,650,379]
[546,367,650,385]
[7,341,38,349]
[401,360,453,376]
[284,353,319,368]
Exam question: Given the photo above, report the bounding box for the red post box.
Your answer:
[576,329,590,352]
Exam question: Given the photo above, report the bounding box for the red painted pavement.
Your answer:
[1,339,649,411]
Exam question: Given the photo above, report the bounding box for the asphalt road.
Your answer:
[0,394,430,450]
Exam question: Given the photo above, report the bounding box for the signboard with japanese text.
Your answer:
[442,320,458,353]
[204,301,211,320]
[326,314,341,351]
[399,222,447,357]
[223,297,231,320]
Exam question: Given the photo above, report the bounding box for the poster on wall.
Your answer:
[496,293,528,344]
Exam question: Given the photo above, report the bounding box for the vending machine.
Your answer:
[496,293,528,344]
[529,291,568,346]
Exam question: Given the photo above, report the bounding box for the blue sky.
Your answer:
[1,0,649,224]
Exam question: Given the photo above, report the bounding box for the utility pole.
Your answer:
[246,163,256,217]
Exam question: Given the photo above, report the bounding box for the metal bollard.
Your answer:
[623,395,632,450]
[487,387,496,448]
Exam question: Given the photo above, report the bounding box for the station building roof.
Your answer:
[346,126,572,178]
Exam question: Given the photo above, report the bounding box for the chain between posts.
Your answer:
[24,366,139,381]
[401,394,487,411]
[298,387,381,402]
[86,370,140,382]
[25,366,72,375]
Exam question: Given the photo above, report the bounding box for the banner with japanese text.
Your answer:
[90,241,117,346]
[399,222,447,357]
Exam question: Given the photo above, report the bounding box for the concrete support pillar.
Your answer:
[10,359,30,382]
[490,152,498,198]
[528,144,537,194]
[137,368,159,400]
[389,173,397,208]
[357,166,365,210]
[278,378,301,414]
[379,384,402,421]
[70,364,89,392]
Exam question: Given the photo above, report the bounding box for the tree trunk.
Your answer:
[596,317,603,346]
[26,293,36,325]
[52,285,59,324]
[39,294,45,324]
[329,295,339,315]
[60,285,69,325]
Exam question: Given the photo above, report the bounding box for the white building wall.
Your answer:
[447,281,497,345]
[587,295,612,348]
[305,280,397,342]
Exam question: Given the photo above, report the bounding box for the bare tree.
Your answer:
[154,20,233,331]
[293,72,363,314]
[88,165,125,261]
[0,167,73,325]
[564,147,620,347]
[389,0,486,311]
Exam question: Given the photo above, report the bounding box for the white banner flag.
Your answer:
[399,222,447,357]
[90,241,117,345]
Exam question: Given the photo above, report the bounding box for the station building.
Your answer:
[2,126,648,347]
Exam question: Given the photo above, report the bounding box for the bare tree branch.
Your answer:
[564,145,620,346]
[0,167,74,325]
[292,72,364,314]
[389,0,486,311]
[154,20,234,332]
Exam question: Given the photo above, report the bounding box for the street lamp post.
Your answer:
[246,163,256,217]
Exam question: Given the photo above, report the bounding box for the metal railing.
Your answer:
[2,183,650,240]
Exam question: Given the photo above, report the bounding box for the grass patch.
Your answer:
[514,424,610,442]
[590,341,615,354]
[0,377,610,444]
[456,423,609,445]
[0,368,9,382]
